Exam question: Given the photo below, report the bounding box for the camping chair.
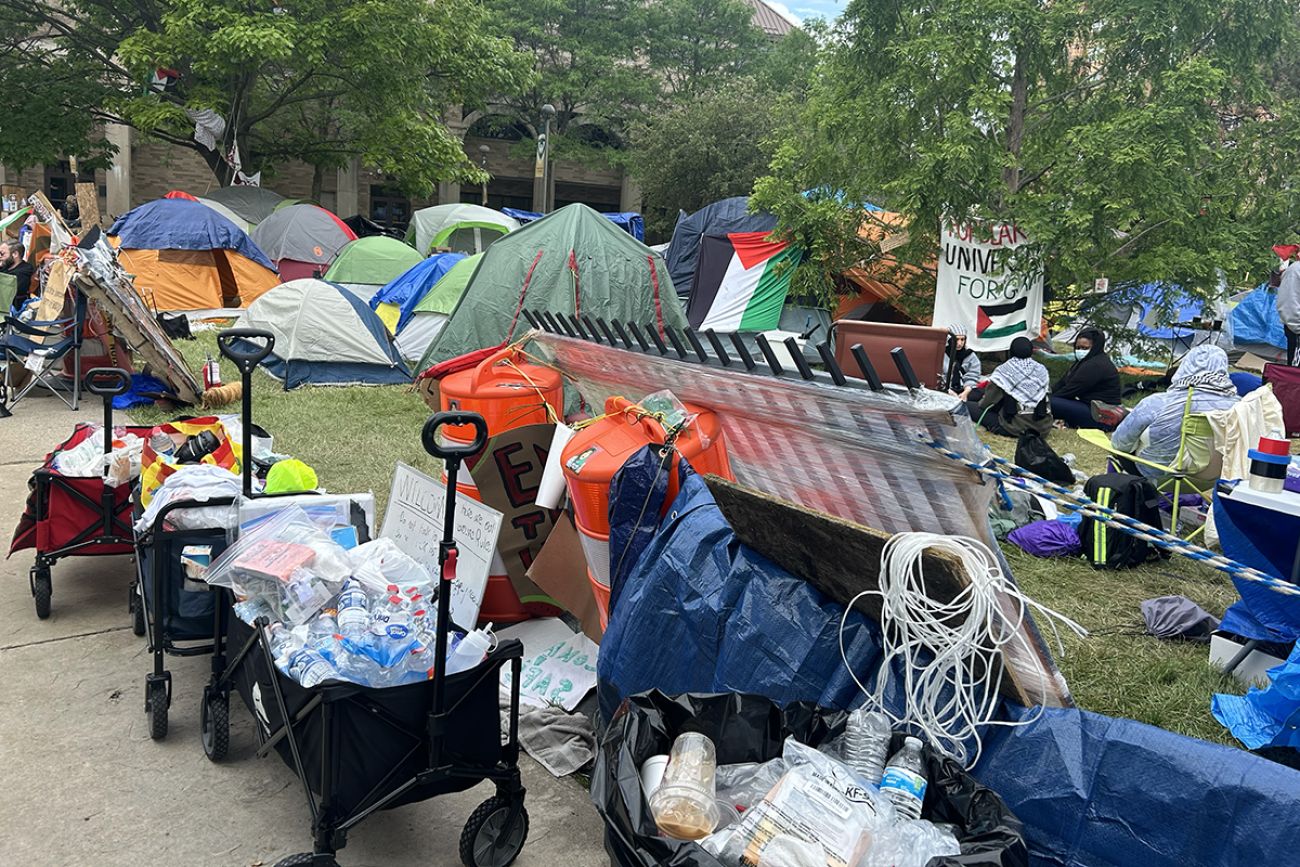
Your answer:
[0,290,85,412]
[1077,389,1221,540]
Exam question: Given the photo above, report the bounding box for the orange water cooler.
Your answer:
[562,396,732,628]
[437,347,563,624]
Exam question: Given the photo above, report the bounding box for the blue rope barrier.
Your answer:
[925,438,1300,599]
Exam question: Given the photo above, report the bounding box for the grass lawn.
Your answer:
[130,334,1248,747]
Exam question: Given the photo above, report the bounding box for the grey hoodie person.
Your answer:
[1277,260,1300,333]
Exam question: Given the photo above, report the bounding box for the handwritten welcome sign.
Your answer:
[380,461,502,630]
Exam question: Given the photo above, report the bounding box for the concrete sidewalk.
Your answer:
[0,395,609,866]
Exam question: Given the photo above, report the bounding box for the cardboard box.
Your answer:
[526,512,603,643]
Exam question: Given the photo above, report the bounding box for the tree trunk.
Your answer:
[311,163,325,203]
[1003,41,1029,201]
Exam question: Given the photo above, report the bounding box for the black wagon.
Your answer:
[200,409,530,867]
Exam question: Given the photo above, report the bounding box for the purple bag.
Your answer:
[1007,520,1081,558]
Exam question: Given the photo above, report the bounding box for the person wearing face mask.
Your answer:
[1049,327,1122,430]
[971,336,1053,437]
[941,324,982,399]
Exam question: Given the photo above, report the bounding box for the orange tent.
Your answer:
[836,210,932,322]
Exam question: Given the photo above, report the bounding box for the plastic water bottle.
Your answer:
[879,736,928,820]
[233,598,274,625]
[843,707,892,785]
[445,623,494,674]
[371,595,415,666]
[307,607,341,663]
[265,622,297,660]
[283,647,334,688]
[336,582,371,641]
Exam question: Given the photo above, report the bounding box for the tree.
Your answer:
[645,0,765,98]
[0,0,531,195]
[753,0,1300,310]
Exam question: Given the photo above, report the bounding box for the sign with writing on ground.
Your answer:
[932,222,1044,351]
[380,461,503,630]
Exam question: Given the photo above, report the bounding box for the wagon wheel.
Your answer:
[32,564,51,620]
[145,677,168,740]
[200,686,229,762]
[459,795,529,867]
[273,853,339,866]
[130,585,146,637]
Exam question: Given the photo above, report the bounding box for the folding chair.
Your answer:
[1077,388,1221,540]
[0,289,85,412]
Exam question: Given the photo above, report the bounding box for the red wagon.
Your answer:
[8,369,143,619]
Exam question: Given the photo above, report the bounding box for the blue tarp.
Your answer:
[1213,642,1300,749]
[975,705,1300,866]
[1212,489,1300,643]
[664,197,778,298]
[109,198,276,271]
[1231,283,1286,351]
[369,252,465,332]
[111,373,172,409]
[502,208,644,240]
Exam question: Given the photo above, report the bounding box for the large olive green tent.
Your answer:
[417,204,688,370]
[323,235,423,301]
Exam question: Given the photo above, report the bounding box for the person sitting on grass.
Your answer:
[1109,344,1240,479]
[942,324,982,399]
[971,336,1052,437]
[1049,327,1122,430]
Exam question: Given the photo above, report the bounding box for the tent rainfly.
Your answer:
[195,197,254,234]
[251,204,357,281]
[237,278,411,388]
[323,236,423,302]
[369,252,466,335]
[203,186,286,225]
[419,203,688,370]
[405,203,519,255]
[664,197,778,298]
[109,197,278,312]
[393,253,481,362]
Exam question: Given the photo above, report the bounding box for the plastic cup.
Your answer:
[650,733,720,840]
[639,754,670,799]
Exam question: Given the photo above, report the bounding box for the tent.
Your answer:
[163,190,197,201]
[195,198,253,234]
[251,204,357,281]
[322,236,423,302]
[239,278,411,388]
[664,197,778,297]
[419,203,688,370]
[369,252,465,335]
[341,215,399,239]
[405,203,519,255]
[1230,283,1288,363]
[393,253,480,362]
[503,208,646,241]
[203,186,285,225]
[109,198,278,311]
[686,232,799,331]
[1053,283,1232,366]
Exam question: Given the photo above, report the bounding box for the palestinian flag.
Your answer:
[976,297,1030,339]
[686,232,798,331]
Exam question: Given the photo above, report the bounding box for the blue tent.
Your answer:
[369,252,466,333]
[109,197,276,271]
[664,197,778,297]
[502,208,644,240]
[1231,283,1287,353]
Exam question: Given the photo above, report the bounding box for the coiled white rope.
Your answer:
[839,532,1088,769]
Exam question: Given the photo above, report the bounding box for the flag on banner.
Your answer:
[686,232,798,331]
[932,223,1043,351]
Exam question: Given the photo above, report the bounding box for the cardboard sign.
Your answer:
[380,461,503,630]
[527,513,603,642]
[932,222,1044,351]
[469,423,563,616]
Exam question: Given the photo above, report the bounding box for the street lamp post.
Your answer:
[540,103,556,213]
[478,144,490,206]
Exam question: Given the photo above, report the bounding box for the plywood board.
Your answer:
[75,182,100,230]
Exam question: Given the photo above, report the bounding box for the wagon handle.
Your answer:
[217,328,275,375]
[84,367,132,459]
[422,411,489,462]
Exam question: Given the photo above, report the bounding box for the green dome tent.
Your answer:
[417,204,688,371]
[323,235,423,301]
[394,253,481,362]
[405,203,520,255]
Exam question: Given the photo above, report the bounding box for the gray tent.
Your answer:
[203,186,287,225]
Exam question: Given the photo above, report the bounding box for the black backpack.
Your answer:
[1015,429,1073,486]
[1080,473,1165,569]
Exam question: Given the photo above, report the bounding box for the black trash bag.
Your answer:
[157,311,193,340]
[1014,429,1073,486]
[591,691,1028,867]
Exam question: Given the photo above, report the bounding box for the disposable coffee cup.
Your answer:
[535,423,576,509]
[639,754,670,799]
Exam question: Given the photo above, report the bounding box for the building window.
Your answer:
[554,181,620,212]
[369,185,410,231]
[460,176,534,212]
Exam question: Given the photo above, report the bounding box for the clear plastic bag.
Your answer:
[715,758,789,816]
[133,464,242,535]
[347,538,434,596]
[858,819,961,867]
[702,738,892,867]
[203,505,351,626]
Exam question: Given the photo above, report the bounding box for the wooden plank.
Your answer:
[75,182,100,230]
[704,475,1048,708]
